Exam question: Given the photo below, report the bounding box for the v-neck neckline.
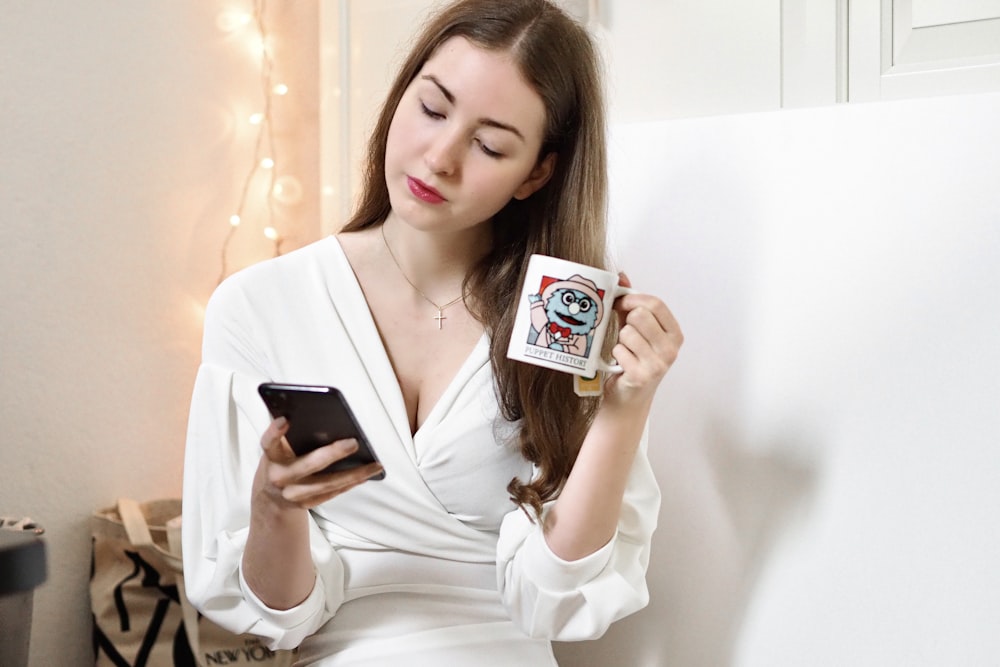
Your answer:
[325,235,490,451]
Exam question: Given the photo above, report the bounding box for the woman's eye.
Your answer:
[561,292,575,305]
[479,142,502,159]
[420,102,444,120]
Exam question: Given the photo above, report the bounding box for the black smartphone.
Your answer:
[257,382,385,480]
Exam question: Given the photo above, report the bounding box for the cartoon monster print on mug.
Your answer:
[509,254,634,379]
[527,274,604,357]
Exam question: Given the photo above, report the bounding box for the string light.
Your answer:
[217,0,301,284]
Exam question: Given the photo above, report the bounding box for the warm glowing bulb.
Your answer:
[272,175,303,205]
[260,157,274,169]
[263,226,279,241]
[229,214,241,226]
[272,83,289,96]
[216,10,252,33]
[248,112,264,125]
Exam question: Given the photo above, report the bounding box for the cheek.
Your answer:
[384,117,407,167]
[385,103,423,165]
[467,165,532,205]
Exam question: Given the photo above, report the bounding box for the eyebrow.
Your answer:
[420,74,527,142]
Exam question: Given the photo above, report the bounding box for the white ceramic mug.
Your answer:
[507,254,633,377]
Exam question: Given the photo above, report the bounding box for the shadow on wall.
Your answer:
[560,91,1000,666]
[555,115,825,666]
[555,405,821,667]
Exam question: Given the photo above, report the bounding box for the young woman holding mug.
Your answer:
[183,1,683,664]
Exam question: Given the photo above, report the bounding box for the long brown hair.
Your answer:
[340,0,609,516]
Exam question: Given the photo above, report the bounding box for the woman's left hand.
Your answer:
[604,272,683,407]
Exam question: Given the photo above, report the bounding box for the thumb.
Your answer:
[261,417,298,464]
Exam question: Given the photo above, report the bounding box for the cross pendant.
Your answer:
[434,309,446,329]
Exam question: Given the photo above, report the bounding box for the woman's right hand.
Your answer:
[253,416,384,511]
[245,416,381,609]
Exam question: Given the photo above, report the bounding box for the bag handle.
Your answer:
[116,497,183,573]
[117,497,154,547]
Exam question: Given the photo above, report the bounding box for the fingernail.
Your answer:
[275,416,288,429]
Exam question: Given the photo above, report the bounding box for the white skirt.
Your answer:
[292,586,558,666]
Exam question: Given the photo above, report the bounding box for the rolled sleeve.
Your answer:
[496,426,660,641]
[236,519,344,649]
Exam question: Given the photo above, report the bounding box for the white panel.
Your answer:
[346,0,442,211]
[319,0,345,234]
[849,0,1000,101]
[319,0,442,234]
[604,0,781,122]
[893,2,1000,65]
[911,0,1000,27]
[781,0,847,107]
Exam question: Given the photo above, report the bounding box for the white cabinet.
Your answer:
[848,0,1000,102]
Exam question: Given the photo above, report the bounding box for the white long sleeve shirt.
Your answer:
[181,236,660,666]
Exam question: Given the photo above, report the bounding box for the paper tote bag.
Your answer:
[90,498,192,666]
[90,498,294,667]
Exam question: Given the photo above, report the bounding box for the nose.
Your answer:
[424,130,461,176]
[568,302,581,315]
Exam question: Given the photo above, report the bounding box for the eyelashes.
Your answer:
[420,102,444,120]
[477,140,502,158]
[419,101,504,159]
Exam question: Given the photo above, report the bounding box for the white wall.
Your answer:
[0,3,319,665]
[600,0,781,123]
[554,92,1000,665]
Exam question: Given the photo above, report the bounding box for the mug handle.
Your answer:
[596,284,635,375]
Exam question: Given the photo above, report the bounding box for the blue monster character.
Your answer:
[528,274,604,356]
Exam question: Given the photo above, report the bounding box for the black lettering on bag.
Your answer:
[93,548,196,667]
[204,643,278,664]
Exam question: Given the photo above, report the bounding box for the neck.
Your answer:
[380,215,490,295]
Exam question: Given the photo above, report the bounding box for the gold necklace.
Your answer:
[381,224,465,330]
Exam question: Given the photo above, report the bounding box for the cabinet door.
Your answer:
[848,0,1000,101]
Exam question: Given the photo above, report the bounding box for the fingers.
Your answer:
[266,437,361,488]
[622,306,682,366]
[610,289,684,387]
[279,461,384,507]
[614,291,681,339]
[258,416,383,509]
[261,417,297,464]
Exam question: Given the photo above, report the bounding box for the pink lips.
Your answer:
[407,176,446,204]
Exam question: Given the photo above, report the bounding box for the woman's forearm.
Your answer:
[242,486,317,610]
[542,398,651,561]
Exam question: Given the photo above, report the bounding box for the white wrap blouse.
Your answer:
[181,236,661,665]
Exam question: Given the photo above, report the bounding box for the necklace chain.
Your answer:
[381,224,464,329]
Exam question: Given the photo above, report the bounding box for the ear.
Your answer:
[513,152,557,201]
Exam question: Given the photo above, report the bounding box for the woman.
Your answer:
[182,0,683,664]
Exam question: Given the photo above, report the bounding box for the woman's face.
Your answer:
[384,36,554,235]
